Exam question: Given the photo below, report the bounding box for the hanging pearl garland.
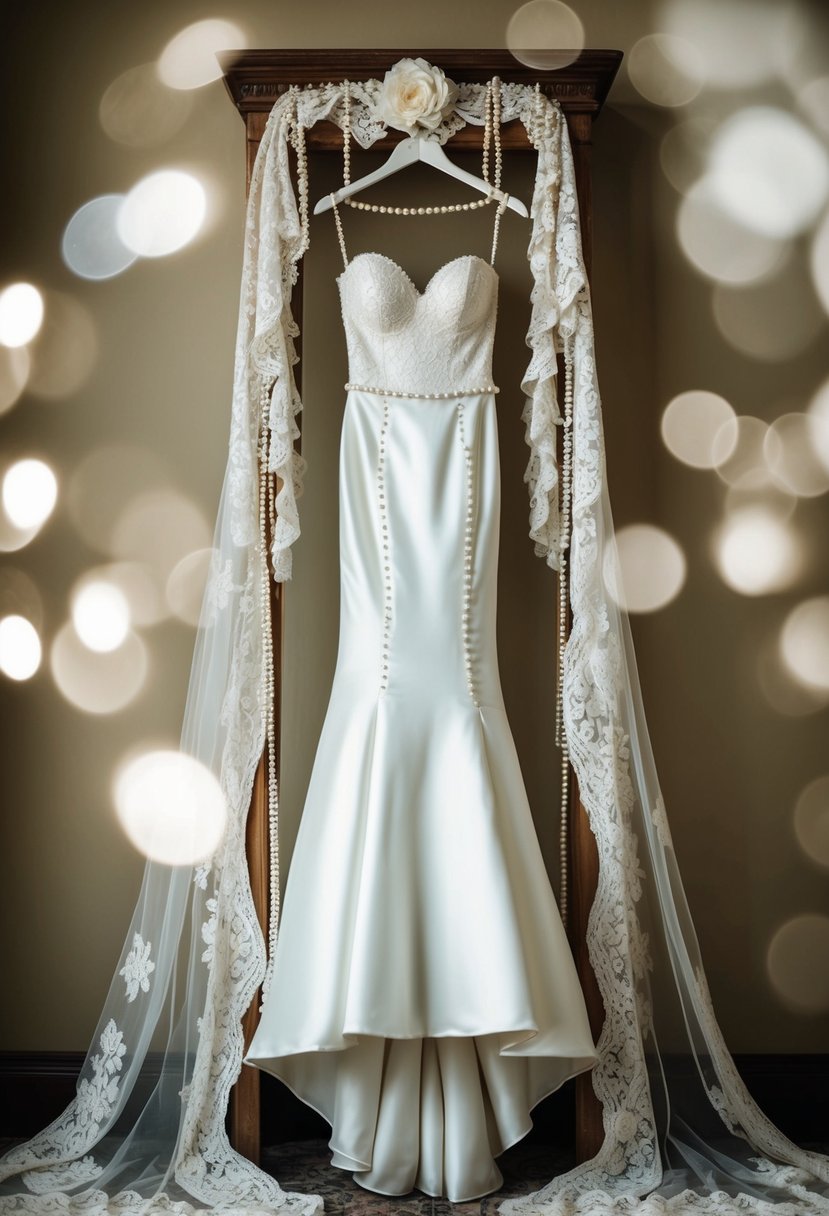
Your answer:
[288,85,310,254]
[258,376,282,1000]
[556,334,575,928]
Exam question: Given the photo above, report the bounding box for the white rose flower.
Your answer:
[375,57,459,134]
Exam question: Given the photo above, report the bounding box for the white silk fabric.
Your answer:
[245,249,598,1201]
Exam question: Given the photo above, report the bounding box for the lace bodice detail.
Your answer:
[337,253,499,395]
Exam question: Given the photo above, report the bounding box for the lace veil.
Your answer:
[1,78,828,1216]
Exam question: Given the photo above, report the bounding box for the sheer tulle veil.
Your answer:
[1,76,827,1216]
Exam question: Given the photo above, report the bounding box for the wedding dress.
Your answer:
[243,201,599,1201]
[1,75,828,1216]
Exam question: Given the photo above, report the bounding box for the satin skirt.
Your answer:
[244,390,598,1201]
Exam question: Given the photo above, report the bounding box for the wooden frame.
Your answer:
[221,47,622,1170]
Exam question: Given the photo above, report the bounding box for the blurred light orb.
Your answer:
[724,477,796,523]
[757,634,829,717]
[506,0,585,70]
[157,19,247,90]
[71,578,131,653]
[707,107,829,240]
[808,378,829,474]
[628,33,703,107]
[677,178,788,285]
[112,488,211,582]
[810,206,829,319]
[50,619,147,714]
[0,614,41,681]
[659,116,715,195]
[62,196,137,281]
[661,389,736,468]
[764,412,829,498]
[100,62,194,147]
[117,170,207,258]
[712,507,802,596]
[27,292,97,399]
[166,547,212,626]
[113,749,227,865]
[767,915,829,1013]
[780,597,829,693]
[103,560,165,627]
[2,459,58,529]
[711,259,824,361]
[794,776,829,871]
[0,345,30,416]
[603,524,686,613]
[0,283,44,348]
[68,443,168,554]
[662,0,792,90]
[711,415,772,487]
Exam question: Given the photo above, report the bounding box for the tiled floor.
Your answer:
[262,1135,575,1215]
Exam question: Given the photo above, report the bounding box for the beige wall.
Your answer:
[1,0,827,1056]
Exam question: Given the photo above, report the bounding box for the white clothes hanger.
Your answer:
[313,134,529,217]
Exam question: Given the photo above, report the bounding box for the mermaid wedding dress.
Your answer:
[243,200,599,1200]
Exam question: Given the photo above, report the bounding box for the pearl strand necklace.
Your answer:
[339,76,504,216]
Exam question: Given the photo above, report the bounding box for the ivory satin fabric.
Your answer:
[245,250,598,1201]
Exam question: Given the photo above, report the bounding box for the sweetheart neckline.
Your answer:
[337,251,499,298]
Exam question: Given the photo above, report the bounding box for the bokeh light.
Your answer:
[62,196,138,281]
[764,412,829,498]
[706,107,829,240]
[810,206,829,318]
[112,488,211,583]
[711,416,772,488]
[0,615,42,681]
[659,116,714,195]
[780,597,829,693]
[102,560,166,627]
[0,345,30,416]
[50,620,148,714]
[157,19,247,91]
[99,62,194,147]
[661,389,736,468]
[166,548,212,626]
[506,0,585,70]
[68,443,168,554]
[794,776,829,871]
[113,748,227,865]
[2,459,58,530]
[807,378,829,474]
[26,292,97,400]
[117,170,207,258]
[71,578,131,653]
[627,33,703,107]
[0,283,44,348]
[767,915,829,1013]
[661,0,793,90]
[677,178,788,285]
[711,507,803,596]
[757,633,829,717]
[711,259,824,361]
[603,524,686,613]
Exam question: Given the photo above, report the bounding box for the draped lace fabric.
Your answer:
[0,78,827,1216]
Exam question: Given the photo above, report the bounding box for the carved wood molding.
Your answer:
[220,48,623,124]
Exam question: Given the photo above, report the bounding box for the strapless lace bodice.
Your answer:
[337,252,499,396]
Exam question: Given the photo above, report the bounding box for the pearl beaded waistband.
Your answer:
[345,382,500,399]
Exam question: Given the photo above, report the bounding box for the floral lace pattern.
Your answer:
[118,934,154,1002]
